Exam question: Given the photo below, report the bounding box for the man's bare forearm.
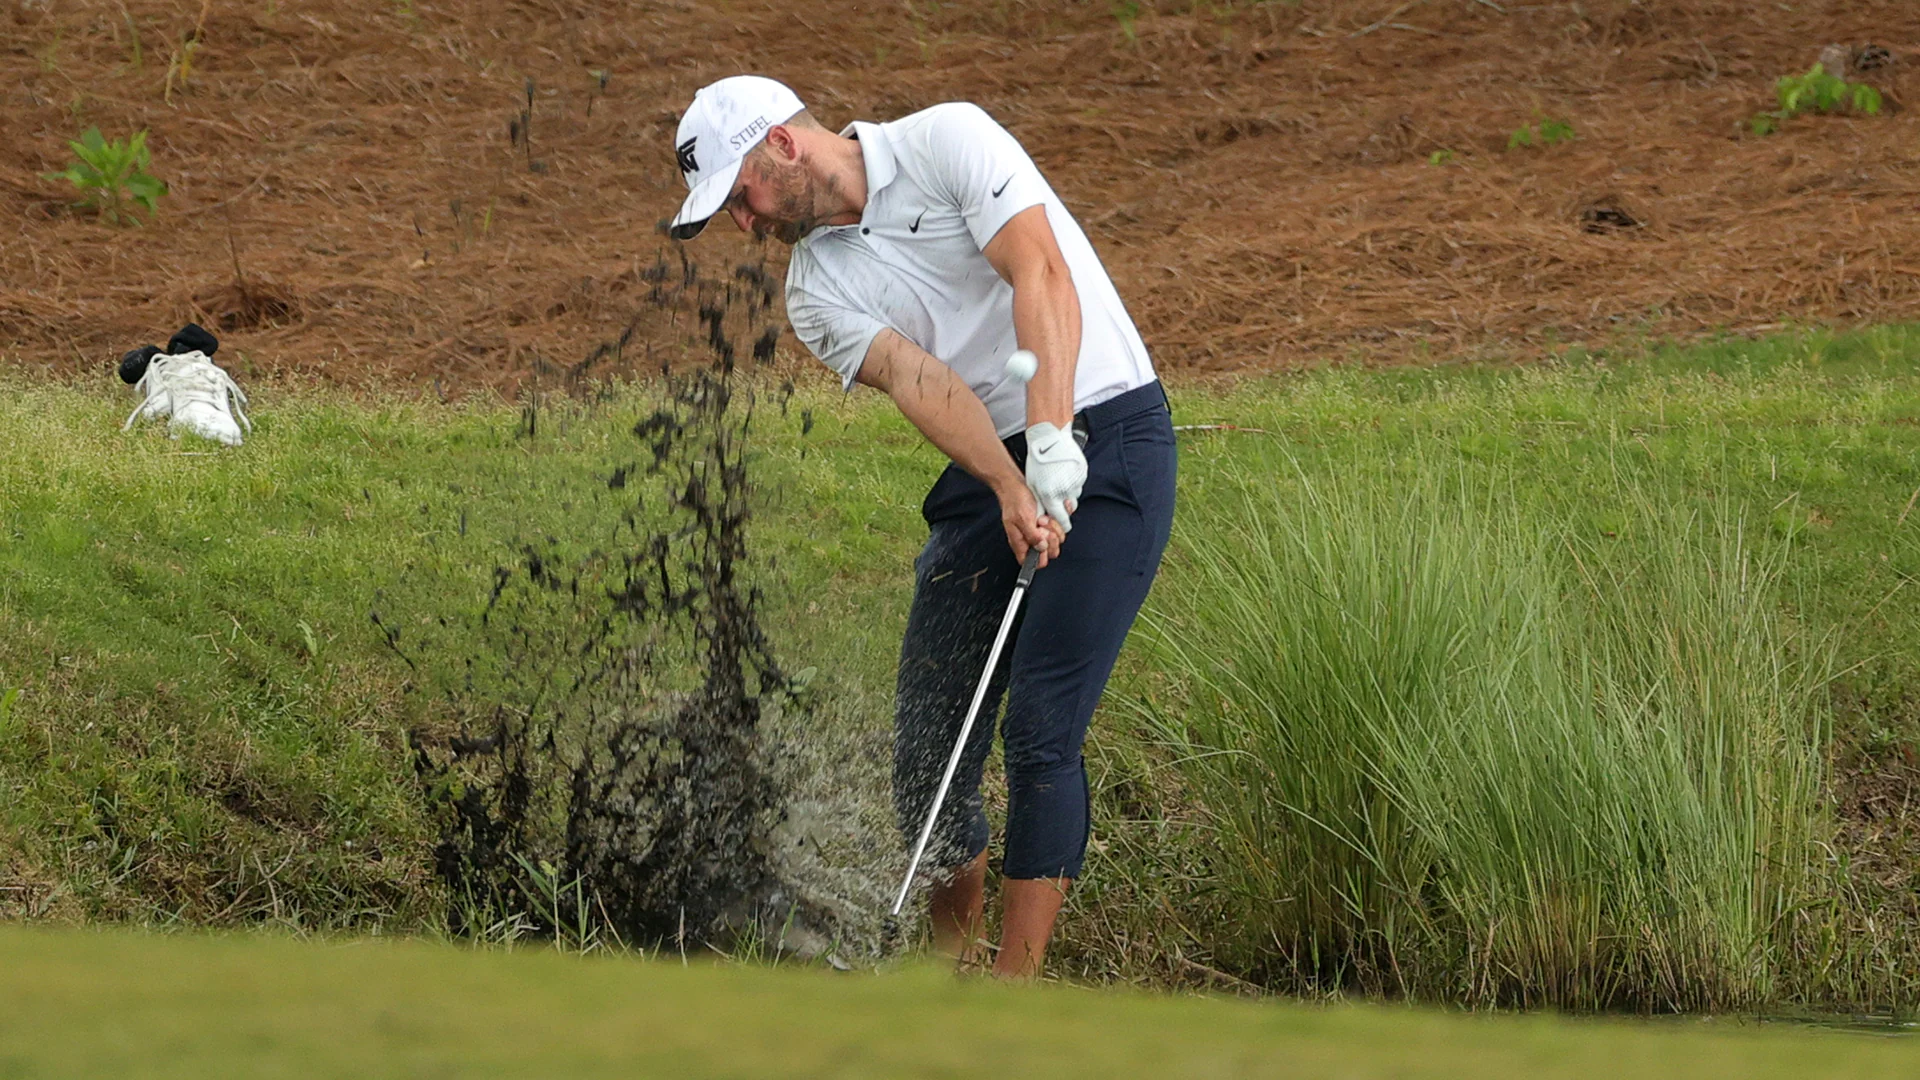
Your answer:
[855,329,1024,498]
[1011,257,1080,431]
[984,205,1082,431]
[853,327,1064,564]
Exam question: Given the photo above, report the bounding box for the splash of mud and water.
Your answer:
[397,251,871,959]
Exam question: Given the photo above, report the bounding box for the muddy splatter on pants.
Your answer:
[894,381,1176,881]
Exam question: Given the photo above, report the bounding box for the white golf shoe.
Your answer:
[122,350,253,446]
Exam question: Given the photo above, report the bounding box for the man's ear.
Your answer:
[764,124,802,164]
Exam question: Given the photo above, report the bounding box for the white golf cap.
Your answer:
[667,75,806,240]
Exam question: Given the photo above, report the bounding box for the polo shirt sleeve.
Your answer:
[785,256,886,389]
[920,103,1051,251]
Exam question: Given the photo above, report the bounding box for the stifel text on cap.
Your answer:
[730,116,772,152]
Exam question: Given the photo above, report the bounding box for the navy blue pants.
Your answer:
[894,381,1176,881]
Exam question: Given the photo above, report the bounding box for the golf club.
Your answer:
[882,542,1043,953]
[881,350,1069,954]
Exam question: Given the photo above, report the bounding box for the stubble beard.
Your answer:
[752,161,826,246]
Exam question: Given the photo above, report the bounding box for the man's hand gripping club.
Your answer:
[852,333,1072,568]
[1006,348,1086,541]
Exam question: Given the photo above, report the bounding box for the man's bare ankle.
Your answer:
[954,938,996,975]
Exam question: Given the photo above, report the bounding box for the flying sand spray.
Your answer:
[881,349,1055,955]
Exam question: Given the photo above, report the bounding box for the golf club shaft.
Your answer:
[889,545,1044,918]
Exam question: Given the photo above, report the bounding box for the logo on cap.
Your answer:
[677,137,699,175]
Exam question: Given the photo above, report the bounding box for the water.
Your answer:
[1638,1008,1917,1038]
[1756,1009,1917,1036]
[402,252,888,957]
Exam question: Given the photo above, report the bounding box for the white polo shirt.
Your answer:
[784,103,1156,438]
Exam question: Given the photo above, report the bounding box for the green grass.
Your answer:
[1133,454,1831,1010]
[1075,326,1920,1007]
[0,378,938,931]
[1,926,1917,1078]
[6,325,1920,1010]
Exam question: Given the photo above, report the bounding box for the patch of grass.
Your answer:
[5,927,1920,1078]
[0,377,929,935]
[1507,115,1575,150]
[1069,326,1920,1008]
[1132,451,1831,1010]
[0,388,605,927]
[7,325,1920,1011]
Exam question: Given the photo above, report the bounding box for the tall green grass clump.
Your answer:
[1135,449,1834,1010]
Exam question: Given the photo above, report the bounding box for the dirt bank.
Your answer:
[4,1,1917,390]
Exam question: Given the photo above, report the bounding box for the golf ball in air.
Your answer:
[1004,349,1039,384]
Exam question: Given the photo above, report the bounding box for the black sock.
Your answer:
[166,323,219,357]
[119,345,161,385]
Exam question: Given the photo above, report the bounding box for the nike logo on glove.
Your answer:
[992,177,1012,198]
[1024,421,1088,534]
[909,210,925,233]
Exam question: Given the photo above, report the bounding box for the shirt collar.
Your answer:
[841,120,898,198]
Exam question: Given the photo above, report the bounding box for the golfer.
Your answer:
[668,75,1175,978]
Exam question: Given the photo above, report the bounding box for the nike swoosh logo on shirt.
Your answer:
[909,210,926,233]
[992,177,1012,198]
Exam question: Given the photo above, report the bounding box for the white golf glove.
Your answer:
[1024,421,1087,533]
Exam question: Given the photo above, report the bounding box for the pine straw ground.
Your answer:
[3,0,1919,389]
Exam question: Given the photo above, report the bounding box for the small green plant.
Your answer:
[34,29,63,74]
[1112,0,1143,43]
[118,8,145,72]
[42,128,168,225]
[511,854,619,956]
[163,35,201,103]
[1750,63,1883,135]
[585,68,610,117]
[1427,149,1456,166]
[297,620,322,659]
[1507,115,1575,150]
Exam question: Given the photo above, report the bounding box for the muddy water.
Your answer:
[406,253,889,957]
[1755,1011,1916,1036]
